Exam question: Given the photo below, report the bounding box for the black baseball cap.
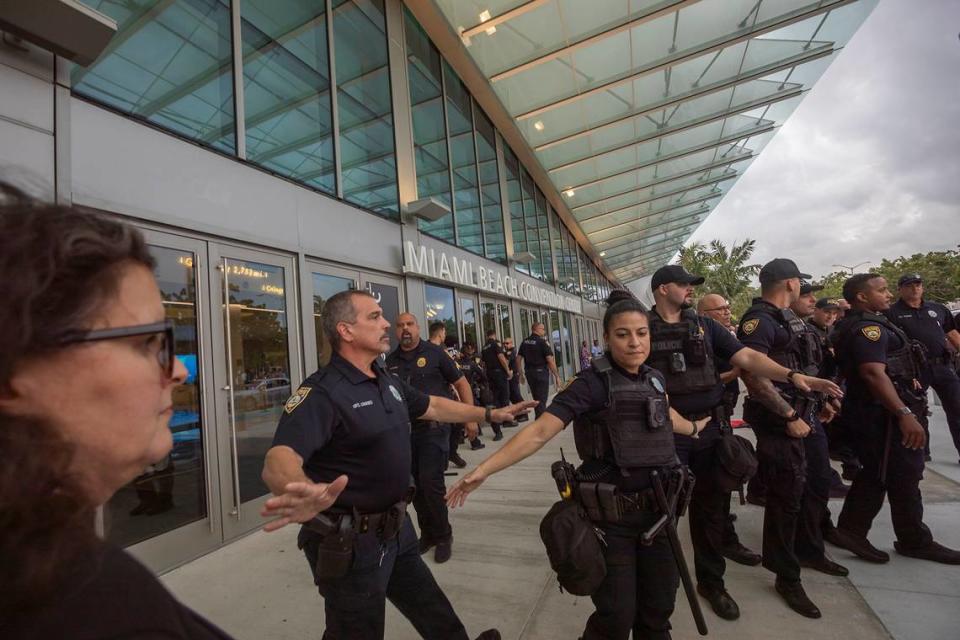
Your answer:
[898,273,922,287]
[651,265,705,289]
[758,258,811,285]
[800,281,823,296]
[815,297,839,310]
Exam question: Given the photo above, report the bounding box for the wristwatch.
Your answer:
[896,406,913,417]
[484,406,492,423]
[786,369,802,385]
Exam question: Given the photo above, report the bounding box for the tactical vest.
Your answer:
[573,356,677,469]
[744,302,820,376]
[647,308,719,394]
[833,312,924,385]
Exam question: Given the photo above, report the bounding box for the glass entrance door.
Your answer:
[210,245,302,541]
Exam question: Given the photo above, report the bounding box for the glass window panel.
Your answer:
[480,300,497,339]
[580,181,727,234]
[474,106,506,262]
[503,146,526,274]
[241,0,336,194]
[333,0,399,217]
[404,10,453,241]
[425,283,458,343]
[105,245,206,547]
[520,169,540,279]
[498,303,512,341]
[550,205,563,288]
[73,0,236,154]
[444,62,484,255]
[312,272,354,366]
[460,297,477,348]
[536,189,553,283]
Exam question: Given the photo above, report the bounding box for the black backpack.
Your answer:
[539,499,607,596]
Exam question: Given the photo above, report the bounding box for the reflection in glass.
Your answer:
[333,0,399,216]
[445,62,483,256]
[503,147,526,274]
[519,308,530,340]
[549,310,561,374]
[404,10,453,240]
[498,303,512,341]
[460,297,477,348]
[106,246,206,548]
[242,0,335,194]
[366,281,401,352]
[480,301,497,340]
[521,169,540,279]
[425,283,457,343]
[312,272,353,367]
[224,259,290,503]
[475,107,506,263]
[73,0,236,154]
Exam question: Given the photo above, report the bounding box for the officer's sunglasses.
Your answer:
[59,319,177,378]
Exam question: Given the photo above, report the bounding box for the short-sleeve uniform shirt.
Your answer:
[737,300,795,398]
[270,353,431,513]
[519,334,553,369]
[885,299,956,361]
[833,313,907,406]
[386,339,463,400]
[481,339,506,374]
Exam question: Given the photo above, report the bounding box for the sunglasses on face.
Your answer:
[60,319,177,378]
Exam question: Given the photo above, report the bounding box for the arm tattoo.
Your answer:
[742,370,793,417]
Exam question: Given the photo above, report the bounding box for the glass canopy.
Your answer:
[432,0,878,281]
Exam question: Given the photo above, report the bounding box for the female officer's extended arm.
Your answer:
[668,406,709,437]
[446,413,566,507]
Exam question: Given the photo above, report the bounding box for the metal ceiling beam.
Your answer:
[593,208,708,248]
[585,191,720,236]
[488,0,701,82]
[570,152,751,211]
[605,240,690,267]
[577,173,736,223]
[613,250,682,273]
[602,227,698,261]
[564,123,773,191]
[460,0,552,39]
[514,0,855,120]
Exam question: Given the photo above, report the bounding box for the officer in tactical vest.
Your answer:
[829,273,960,566]
[263,291,534,640]
[788,283,850,578]
[458,342,488,451]
[518,322,562,417]
[448,290,714,640]
[648,265,841,621]
[736,258,844,618]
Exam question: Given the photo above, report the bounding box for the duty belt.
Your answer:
[306,495,412,540]
[577,481,656,522]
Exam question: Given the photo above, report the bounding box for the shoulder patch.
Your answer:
[416,356,427,368]
[861,325,882,342]
[742,318,760,335]
[284,387,312,414]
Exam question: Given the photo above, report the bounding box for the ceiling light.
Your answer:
[599,251,606,257]
[533,121,545,131]
[479,10,491,22]
[563,189,575,198]
[485,25,496,35]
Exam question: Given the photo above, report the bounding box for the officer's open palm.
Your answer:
[491,400,539,424]
[786,418,812,439]
[446,468,487,508]
[794,374,843,398]
[260,475,348,532]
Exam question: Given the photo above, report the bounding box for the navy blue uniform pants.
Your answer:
[583,510,679,640]
[795,415,834,562]
[675,423,742,590]
[755,429,807,583]
[411,424,452,543]
[837,405,933,548]
[926,363,960,458]
[525,367,550,418]
[509,372,523,404]
[300,516,467,640]
[488,370,510,425]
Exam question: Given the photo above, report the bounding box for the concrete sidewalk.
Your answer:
[163,404,960,639]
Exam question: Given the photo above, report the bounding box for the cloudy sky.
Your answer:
[628,0,959,295]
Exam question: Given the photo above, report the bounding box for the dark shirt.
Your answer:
[806,317,837,379]
[6,542,233,640]
[545,360,669,492]
[518,334,553,368]
[386,339,462,399]
[649,307,745,416]
[504,347,519,373]
[271,352,431,513]
[737,299,794,396]
[885,298,956,360]
[481,338,507,375]
[833,312,907,406]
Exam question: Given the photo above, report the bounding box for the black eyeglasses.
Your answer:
[60,319,176,378]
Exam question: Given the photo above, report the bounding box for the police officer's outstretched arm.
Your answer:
[417,393,538,426]
[261,447,348,532]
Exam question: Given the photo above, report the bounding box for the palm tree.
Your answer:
[678,238,760,304]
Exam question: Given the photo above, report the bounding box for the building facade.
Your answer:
[0,0,617,572]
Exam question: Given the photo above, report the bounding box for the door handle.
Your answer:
[221,259,242,521]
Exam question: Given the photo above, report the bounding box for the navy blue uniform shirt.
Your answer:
[519,334,553,368]
[386,339,462,399]
[885,298,956,360]
[833,312,906,406]
[481,338,507,373]
[737,300,794,396]
[271,352,431,513]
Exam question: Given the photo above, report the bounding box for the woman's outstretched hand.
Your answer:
[446,467,488,508]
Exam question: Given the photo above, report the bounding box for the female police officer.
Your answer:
[447,290,710,640]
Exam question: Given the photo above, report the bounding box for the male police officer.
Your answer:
[458,342,488,451]
[885,274,960,462]
[387,313,477,562]
[481,328,511,440]
[789,284,849,578]
[737,258,843,618]
[518,322,561,418]
[829,274,960,566]
[262,291,533,640]
[649,265,841,621]
[503,337,524,424]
